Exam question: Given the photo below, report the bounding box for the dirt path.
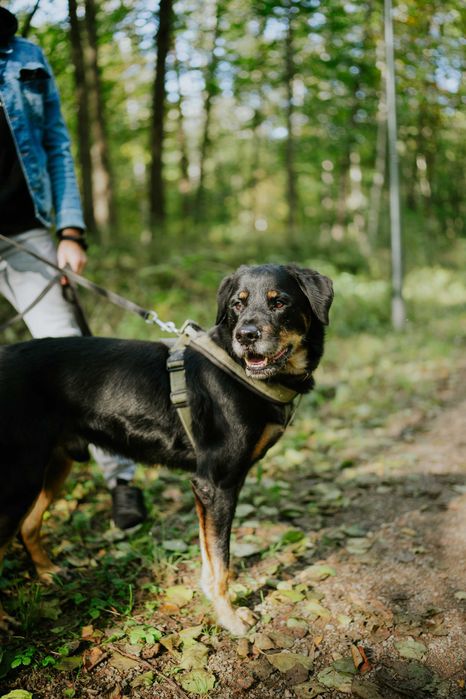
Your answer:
[201,392,466,699]
[2,383,465,699]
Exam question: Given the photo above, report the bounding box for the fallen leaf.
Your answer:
[303,564,336,581]
[357,645,372,674]
[179,669,215,695]
[303,600,332,620]
[270,588,304,603]
[248,656,274,680]
[394,638,427,661]
[293,680,326,698]
[237,638,250,657]
[108,651,139,672]
[284,662,310,685]
[158,602,180,615]
[162,539,188,553]
[231,541,263,557]
[332,657,357,675]
[131,671,155,688]
[266,651,313,673]
[352,679,384,699]
[178,642,209,671]
[83,646,106,671]
[268,631,295,648]
[81,625,95,640]
[317,666,353,693]
[286,618,309,638]
[164,585,194,607]
[179,625,204,644]
[55,655,83,672]
[351,644,363,669]
[0,692,34,699]
[253,633,275,650]
[160,633,181,652]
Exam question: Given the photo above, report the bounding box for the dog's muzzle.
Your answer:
[233,323,292,378]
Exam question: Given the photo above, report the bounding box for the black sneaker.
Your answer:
[111,481,147,530]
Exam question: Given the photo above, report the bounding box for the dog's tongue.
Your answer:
[246,355,267,367]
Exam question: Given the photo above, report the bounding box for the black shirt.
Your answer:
[0,100,41,235]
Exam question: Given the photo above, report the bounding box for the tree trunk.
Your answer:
[174,55,191,223]
[194,0,221,223]
[148,0,174,229]
[284,3,298,239]
[68,0,96,233]
[367,93,387,244]
[84,0,117,243]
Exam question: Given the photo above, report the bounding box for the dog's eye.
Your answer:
[232,300,243,313]
[272,299,286,310]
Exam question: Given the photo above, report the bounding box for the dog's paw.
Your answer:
[236,606,257,628]
[217,604,256,637]
[37,564,63,585]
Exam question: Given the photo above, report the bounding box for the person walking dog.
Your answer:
[0,6,146,529]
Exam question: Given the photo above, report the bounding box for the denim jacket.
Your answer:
[0,37,85,231]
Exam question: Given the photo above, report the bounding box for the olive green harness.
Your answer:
[166,321,299,450]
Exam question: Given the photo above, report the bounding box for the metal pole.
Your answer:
[384,0,405,329]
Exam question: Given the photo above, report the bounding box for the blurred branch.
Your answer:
[21,0,41,37]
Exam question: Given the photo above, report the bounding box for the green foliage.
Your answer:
[12,0,464,266]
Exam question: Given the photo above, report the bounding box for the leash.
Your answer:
[0,272,61,332]
[0,232,179,335]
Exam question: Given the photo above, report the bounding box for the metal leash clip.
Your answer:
[144,310,180,335]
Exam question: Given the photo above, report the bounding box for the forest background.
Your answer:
[3,0,465,340]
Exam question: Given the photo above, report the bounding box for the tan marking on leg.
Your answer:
[193,492,215,601]
[202,514,249,636]
[20,449,73,582]
[251,423,284,463]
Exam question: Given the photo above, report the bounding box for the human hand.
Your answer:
[57,228,87,284]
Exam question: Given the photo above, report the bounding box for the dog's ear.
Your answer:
[215,272,238,325]
[286,264,334,325]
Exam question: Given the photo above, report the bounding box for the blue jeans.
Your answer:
[0,228,136,487]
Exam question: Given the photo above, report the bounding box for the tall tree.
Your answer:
[148,0,174,228]
[194,0,222,222]
[174,54,192,223]
[84,0,117,242]
[68,0,96,232]
[284,0,298,238]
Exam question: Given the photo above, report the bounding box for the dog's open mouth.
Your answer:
[243,345,292,376]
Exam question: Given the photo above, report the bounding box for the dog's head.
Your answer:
[215,264,333,381]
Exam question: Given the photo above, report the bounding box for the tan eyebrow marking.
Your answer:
[267,289,279,299]
[238,290,249,301]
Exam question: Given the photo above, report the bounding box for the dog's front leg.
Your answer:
[191,475,249,636]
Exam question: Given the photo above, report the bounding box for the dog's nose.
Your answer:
[236,324,261,345]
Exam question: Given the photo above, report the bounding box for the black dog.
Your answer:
[0,263,333,635]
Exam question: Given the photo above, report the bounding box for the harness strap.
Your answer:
[167,345,196,450]
[167,321,300,451]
